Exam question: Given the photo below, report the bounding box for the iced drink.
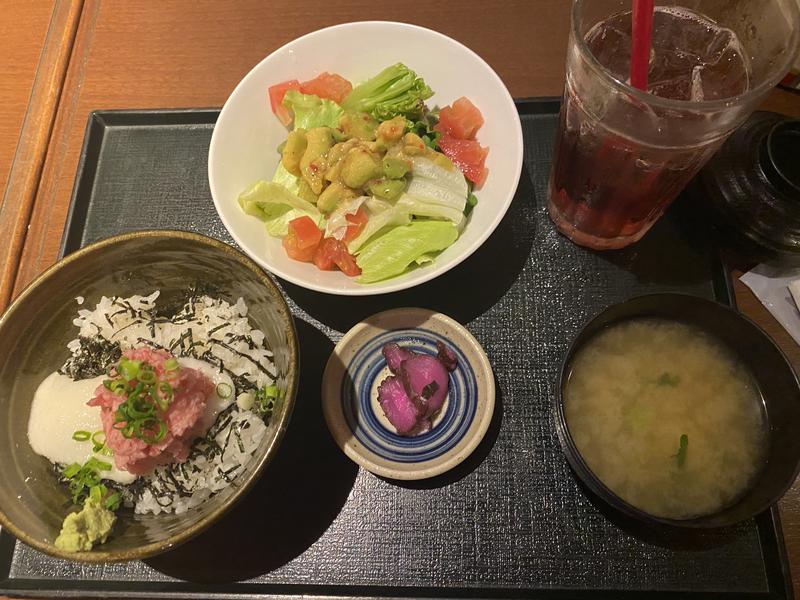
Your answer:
[549,1,800,250]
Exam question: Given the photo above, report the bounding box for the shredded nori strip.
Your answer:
[208,339,273,377]
[152,283,220,318]
[207,322,230,336]
[226,333,256,350]
[60,336,121,379]
[135,337,167,351]
[234,423,245,453]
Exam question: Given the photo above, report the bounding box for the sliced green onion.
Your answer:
[109,379,128,395]
[138,419,167,444]
[89,483,107,503]
[126,396,155,419]
[156,381,173,409]
[126,381,146,404]
[62,456,122,508]
[72,430,91,442]
[118,358,141,381]
[107,356,178,445]
[216,382,232,399]
[85,457,111,471]
[91,430,106,451]
[137,369,157,384]
[97,445,113,457]
[62,463,81,478]
[104,492,121,511]
[263,385,279,398]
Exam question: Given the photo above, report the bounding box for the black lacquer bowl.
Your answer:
[554,293,800,528]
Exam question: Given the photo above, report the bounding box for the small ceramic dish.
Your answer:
[321,308,494,480]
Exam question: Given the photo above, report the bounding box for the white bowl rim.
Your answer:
[209,20,524,296]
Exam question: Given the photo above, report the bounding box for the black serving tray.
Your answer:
[0,100,792,599]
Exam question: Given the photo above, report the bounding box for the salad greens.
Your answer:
[398,156,469,226]
[341,63,433,121]
[282,90,343,130]
[238,63,484,284]
[238,181,323,236]
[356,220,458,283]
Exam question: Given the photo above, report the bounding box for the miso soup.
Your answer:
[563,319,767,520]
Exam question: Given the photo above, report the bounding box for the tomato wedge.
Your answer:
[288,216,323,250]
[268,79,301,126]
[283,231,316,262]
[342,207,369,243]
[438,133,489,186]
[312,237,361,276]
[300,72,353,104]
[283,216,321,262]
[333,244,362,276]
[435,97,484,140]
[313,237,339,271]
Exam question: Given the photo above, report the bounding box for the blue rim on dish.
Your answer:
[341,327,479,463]
[322,308,495,480]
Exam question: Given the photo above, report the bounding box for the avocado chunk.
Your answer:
[340,147,383,189]
[295,177,319,204]
[368,178,406,201]
[382,155,411,179]
[377,116,408,144]
[340,111,379,141]
[281,129,307,176]
[300,127,334,194]
[325,139,358,181]
[317,181,357,213]
[403,132,426,155]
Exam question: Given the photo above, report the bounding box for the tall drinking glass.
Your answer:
[548,0,800,250]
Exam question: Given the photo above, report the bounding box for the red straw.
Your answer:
[630,0,655,91]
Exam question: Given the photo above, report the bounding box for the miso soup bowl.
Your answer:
[554,293,800,528]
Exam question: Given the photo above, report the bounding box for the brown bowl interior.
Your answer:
[0,231,297,562]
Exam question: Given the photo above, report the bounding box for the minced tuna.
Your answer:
[88,347,214,475]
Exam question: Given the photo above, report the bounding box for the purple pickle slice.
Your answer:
[399,355,449,418]
[377,376,421,435]
[377,341,459,437]
[382,343,415,374]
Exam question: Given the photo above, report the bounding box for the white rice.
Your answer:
[63,291,277,515]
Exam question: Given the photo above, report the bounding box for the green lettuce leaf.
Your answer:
[237,180,323,237]
[398,156,469,226]
[347,197,411,254]
[282,90,343,130]
[271,162,317,204]
[356,220,458,283]
[341,63,433,121]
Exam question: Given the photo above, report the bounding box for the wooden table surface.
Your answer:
[1,0,799,596]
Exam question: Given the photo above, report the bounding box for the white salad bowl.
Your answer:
[209,21,523,296]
